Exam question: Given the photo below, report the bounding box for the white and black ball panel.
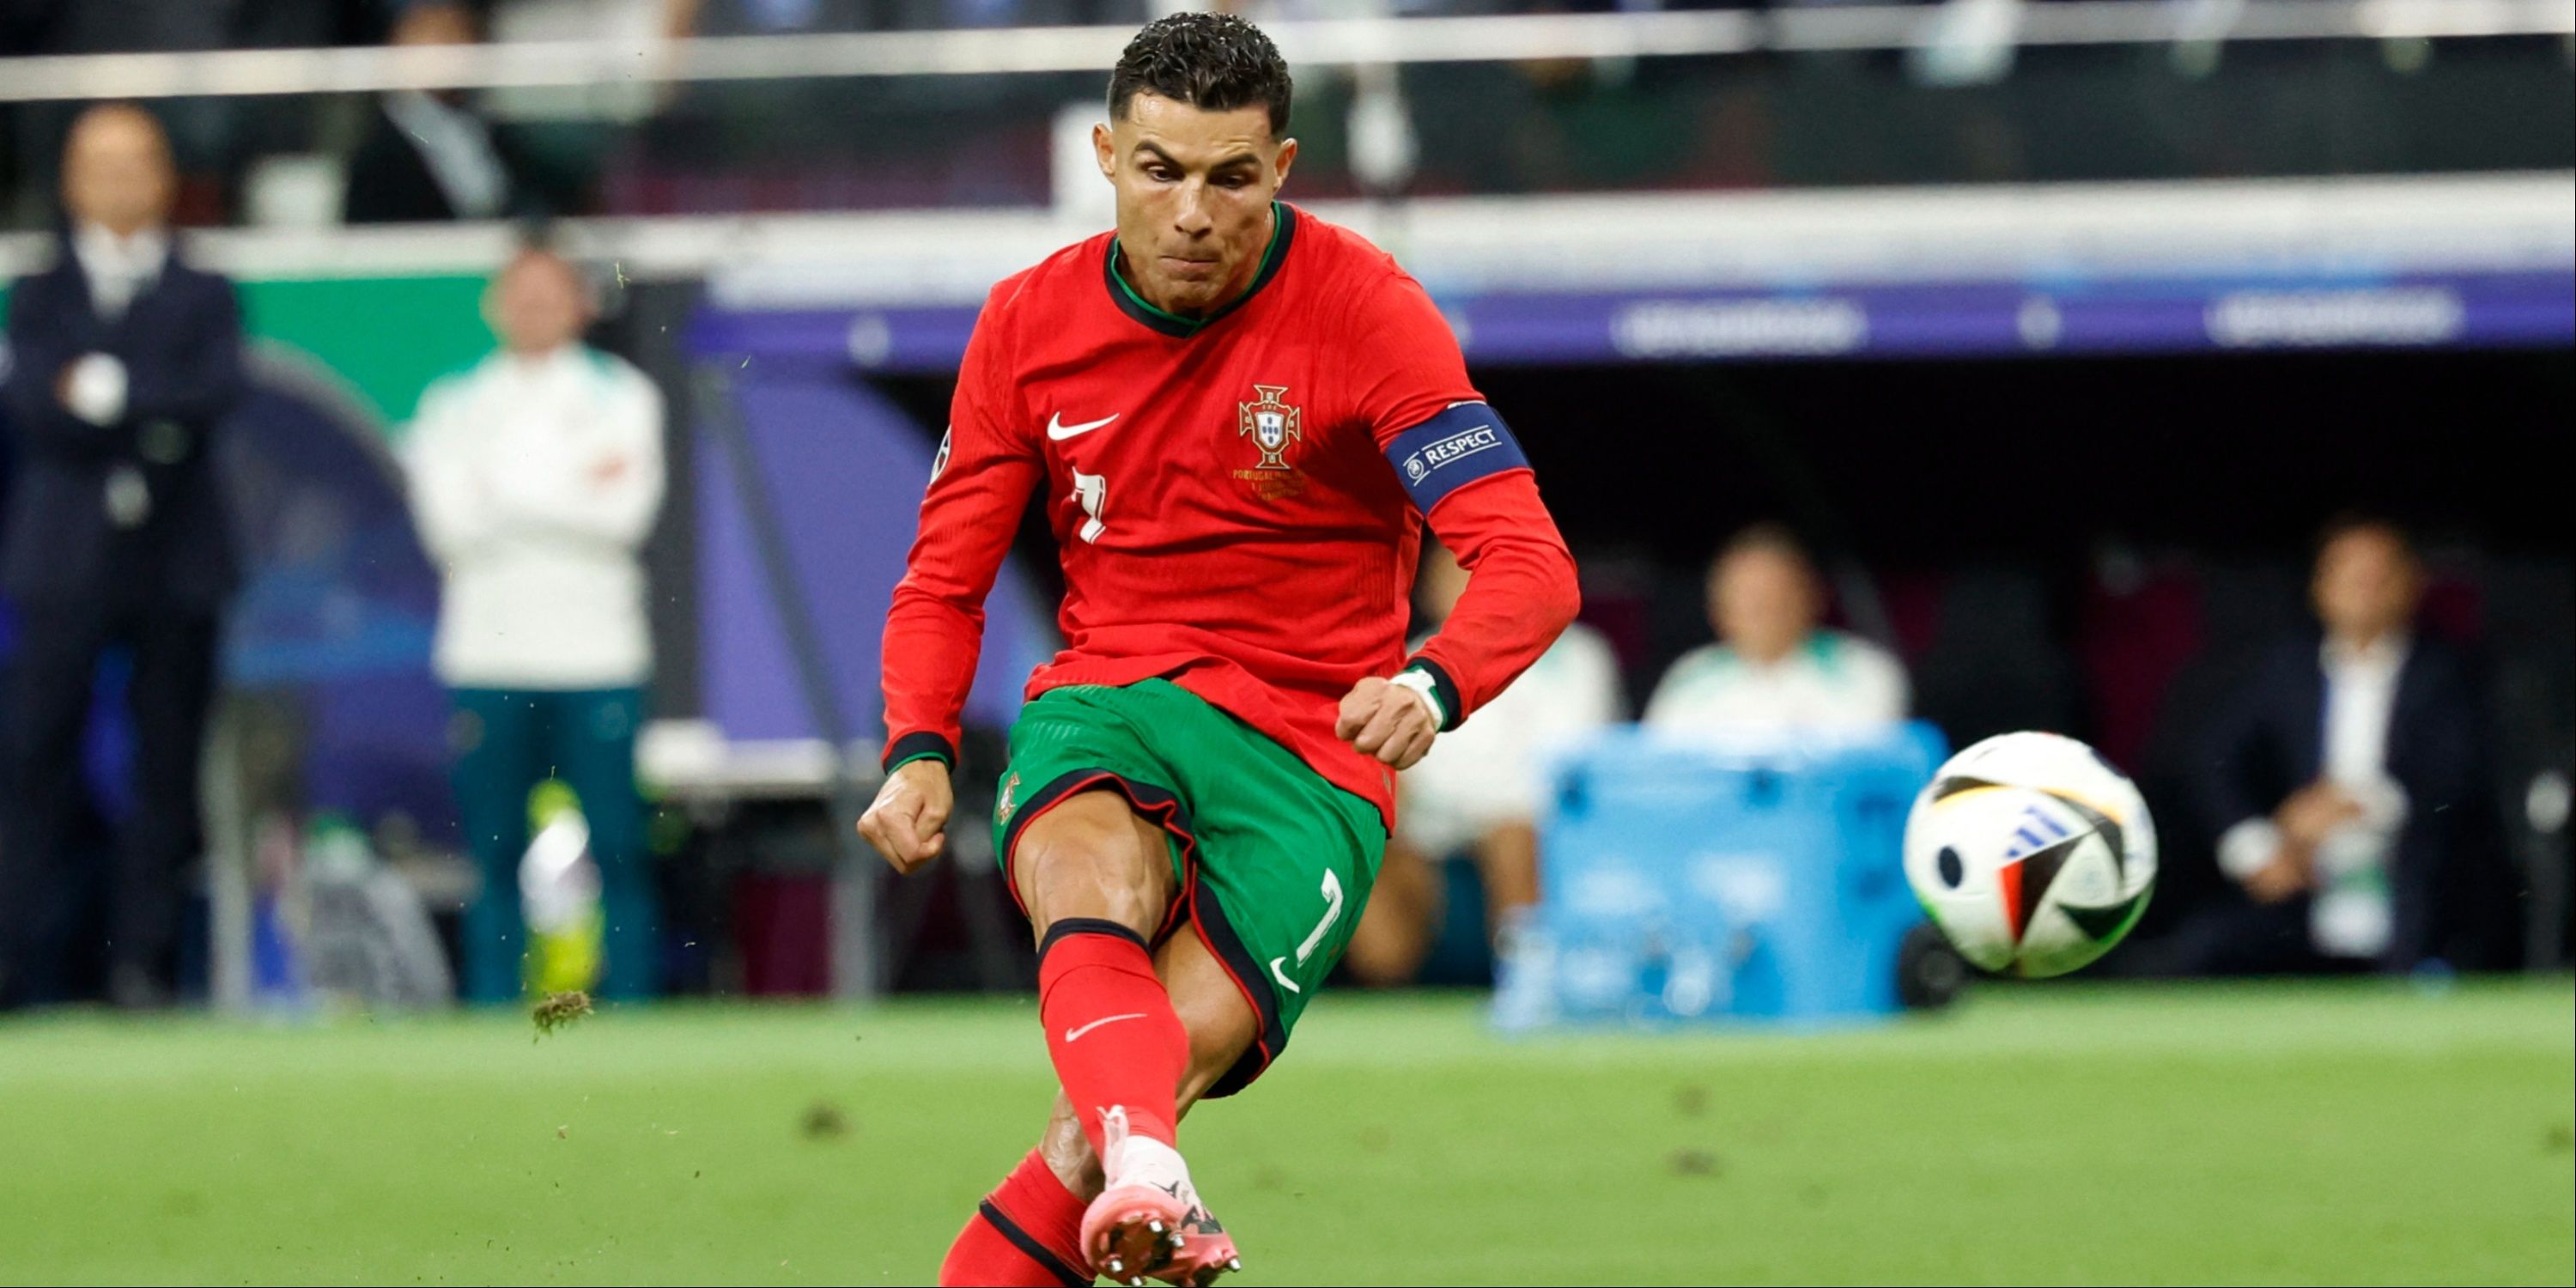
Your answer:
[1904,783,2047,973]
[1904,732,2159,979]
[1928,732,2158,869]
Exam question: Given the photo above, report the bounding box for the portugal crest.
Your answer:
[1236,385,1303,471]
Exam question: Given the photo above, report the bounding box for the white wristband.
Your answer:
[1389,668,1446,731]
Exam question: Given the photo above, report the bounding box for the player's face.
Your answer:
[1095,93,1297,318]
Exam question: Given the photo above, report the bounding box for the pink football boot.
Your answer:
[1080,1108,1243,1286]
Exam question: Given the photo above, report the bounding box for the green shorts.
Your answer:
[993,679,1385,1097]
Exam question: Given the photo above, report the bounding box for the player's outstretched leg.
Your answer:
[1016,791,1204,1283]
[932,788,1266,1285]
[1046,920,1200,1283]
[1035,912,1256,1287]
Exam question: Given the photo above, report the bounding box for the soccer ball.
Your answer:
[1903,732,2158,979]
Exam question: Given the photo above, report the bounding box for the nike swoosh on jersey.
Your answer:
[1062,1012,1148,1042]
[1047,412,1120,440]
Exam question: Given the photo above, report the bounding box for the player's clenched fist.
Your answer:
[858,758,955,874]
[1336,675,1438,770]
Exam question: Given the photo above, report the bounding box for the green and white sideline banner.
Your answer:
[0,222,543,430]
[0,271,489,432]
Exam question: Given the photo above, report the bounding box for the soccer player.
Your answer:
[857,15,1580,1285]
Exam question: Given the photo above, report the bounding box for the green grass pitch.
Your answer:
[2,977,2568,1285]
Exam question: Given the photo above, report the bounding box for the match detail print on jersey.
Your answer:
[1385,401,1531,513]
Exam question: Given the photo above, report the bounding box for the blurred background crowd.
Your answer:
[0,0,2567,1013]
[7,0,2567,227]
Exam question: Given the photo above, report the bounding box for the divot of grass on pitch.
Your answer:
[531,990,593,1040]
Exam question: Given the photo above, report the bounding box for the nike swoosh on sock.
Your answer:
[1062,1012,1148,1042]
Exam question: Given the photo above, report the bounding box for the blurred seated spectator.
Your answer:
[1344,544,1623,986]
[2159,517,2509,975]
[404,246,665,1002]
[680,0,1145,33]
[343,3,533,224]
[1643,524,1907,731]
[0,0,254,226]
[0,104,244,1009]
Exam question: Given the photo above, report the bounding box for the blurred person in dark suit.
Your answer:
[2163,518,2508,975]
[343,3,531,225]
[0,104,245,1009]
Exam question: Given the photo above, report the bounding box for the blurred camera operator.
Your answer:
[0,103,245,1010]
[1643,523,1908,732]
[404,246,665,1005]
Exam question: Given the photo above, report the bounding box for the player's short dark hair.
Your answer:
[1109,13,1293,139]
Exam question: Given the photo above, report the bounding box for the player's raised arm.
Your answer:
[1338,271,1581,766]
[863,288,1044,872]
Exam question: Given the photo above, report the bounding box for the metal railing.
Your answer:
[0,0,2567,104]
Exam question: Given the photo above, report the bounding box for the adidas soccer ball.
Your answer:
[1903,732,2158,979]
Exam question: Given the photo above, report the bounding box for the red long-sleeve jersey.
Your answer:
[880,203,1579,827]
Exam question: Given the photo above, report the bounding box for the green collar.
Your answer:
[1104,202,1297,338]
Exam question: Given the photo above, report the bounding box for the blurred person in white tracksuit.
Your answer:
[1645,523,1908,733]
[404,246,665,1004]
[1344,543,1624,986]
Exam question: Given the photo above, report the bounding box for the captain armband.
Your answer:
[1383,402,1531,514]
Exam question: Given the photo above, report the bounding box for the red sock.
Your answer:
[1037,919,1188,1155]
[937,1151,1090,1287]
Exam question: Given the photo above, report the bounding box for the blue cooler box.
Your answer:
[1517,722,1946,1028]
